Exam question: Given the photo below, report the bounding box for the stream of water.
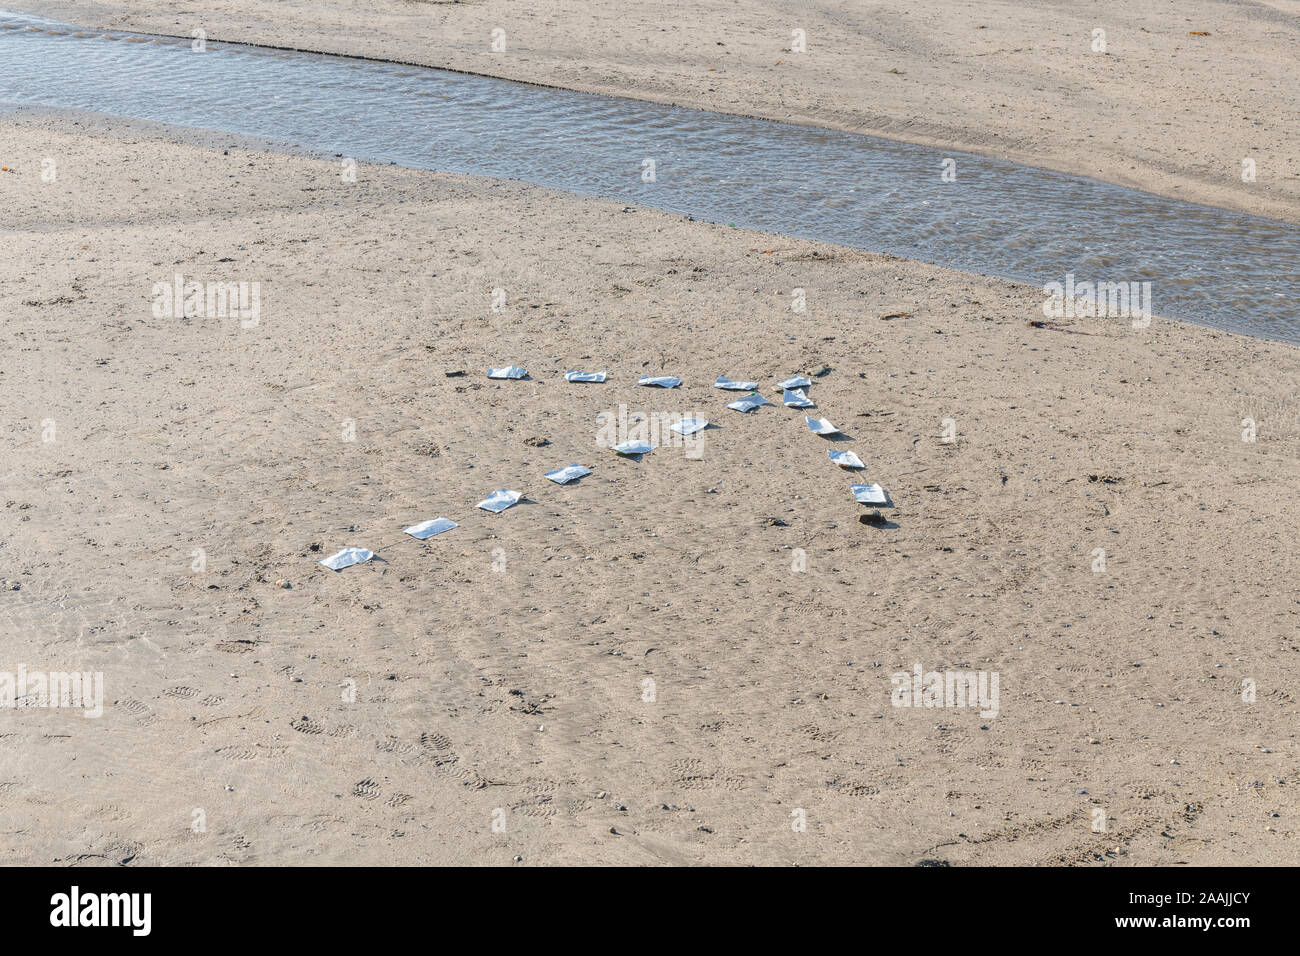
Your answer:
[2,10,1296,340]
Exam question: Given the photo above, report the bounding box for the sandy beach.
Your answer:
[1,4,1297,867]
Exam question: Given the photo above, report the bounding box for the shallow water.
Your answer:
[2,11,1297,341]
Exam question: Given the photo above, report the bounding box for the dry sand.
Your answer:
[7,0,1300,223]
[1,107,1298,865]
